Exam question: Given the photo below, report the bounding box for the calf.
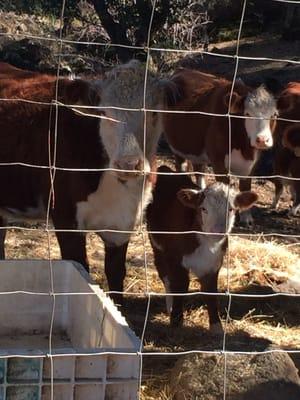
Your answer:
[147,165,257,333]
[164,69,277,224]
[0,61,169,304]
[272,82,300,215]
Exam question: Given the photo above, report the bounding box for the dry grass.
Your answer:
[3,174,300,399]
[4,222,300,399]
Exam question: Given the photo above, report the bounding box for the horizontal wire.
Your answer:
[272,0,300,3]
[0,162,299,182]
[0,290,298,298]
[0,347,300,360]
[0,30,298,65]
[1,97,300,125]
[0,225,299,239]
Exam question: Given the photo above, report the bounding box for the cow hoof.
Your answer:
[209,323,224,336]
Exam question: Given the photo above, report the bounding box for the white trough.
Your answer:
[0,260,141,400]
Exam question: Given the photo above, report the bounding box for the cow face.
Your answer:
[98,61,166,180]
[277,83,300,115]
[177,183,257,235]
[243,85,278,150]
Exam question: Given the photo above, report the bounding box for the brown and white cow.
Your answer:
[272,82,300,215]
[147,165,257,333]
[164,69,277,224]
[0,61,169,304]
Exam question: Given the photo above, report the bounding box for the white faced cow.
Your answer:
[0,60,168,305]
[147,165,257,332]
[164,69,277,224]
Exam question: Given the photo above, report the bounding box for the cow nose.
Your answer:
[256,136,271,148]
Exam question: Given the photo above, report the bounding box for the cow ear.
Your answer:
[224,91,244,113]
[59,79,102,118]
[177,189,204,209]
[60,79,101,107]
[282,125,300,156]
[277,93,295,113]
[234,191,258,210]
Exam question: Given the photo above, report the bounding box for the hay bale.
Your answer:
[170,351,300,400]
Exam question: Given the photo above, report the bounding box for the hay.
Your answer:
[222,237,300,291]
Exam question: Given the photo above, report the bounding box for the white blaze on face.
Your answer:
[244,86,277,149]
[198,183,236,235]
[97,61,164,176]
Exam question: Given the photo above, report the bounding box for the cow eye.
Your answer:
[200,207,208,214]
[228,207,234,213]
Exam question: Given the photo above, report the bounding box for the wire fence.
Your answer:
[0,0,299,399]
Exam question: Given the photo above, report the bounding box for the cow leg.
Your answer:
[55,230,89,271]
[272,178,284,209]
[200,271,223,335]
[193,163,206,189]
[239,177,254,226]
[151,244,172,313]
[0,217,7,259]
[52,209,89,271]
[169,265,189,327]
[290,181,300,216]
[104,241,128,306]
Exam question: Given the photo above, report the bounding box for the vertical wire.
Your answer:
[46,1,67,399]
[223,1,248,399]
[138,0,157,397]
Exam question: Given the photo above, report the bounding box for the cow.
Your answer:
[147,165,257,333]
[0,60,169,305]
[163,69,278,224]
[272,82,300,215]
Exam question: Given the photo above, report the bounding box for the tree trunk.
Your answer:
[90,0,133,62]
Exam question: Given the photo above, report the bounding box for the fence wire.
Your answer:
[0,0,299,399]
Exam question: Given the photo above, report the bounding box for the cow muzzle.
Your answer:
[254,135,273,149]
[113,157,144,180]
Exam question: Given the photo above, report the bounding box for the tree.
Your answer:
[89,0,170,61]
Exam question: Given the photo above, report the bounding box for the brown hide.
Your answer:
[147,165,200,258]
[0,62,105,266]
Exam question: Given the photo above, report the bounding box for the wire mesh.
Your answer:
[0,0,299,399]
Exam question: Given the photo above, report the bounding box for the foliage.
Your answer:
[0,0,80,18]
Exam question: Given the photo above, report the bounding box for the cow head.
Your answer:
[96,60,168,180]
[227,84,278,150]
[277,82,300,115]
[177,183,257,235]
